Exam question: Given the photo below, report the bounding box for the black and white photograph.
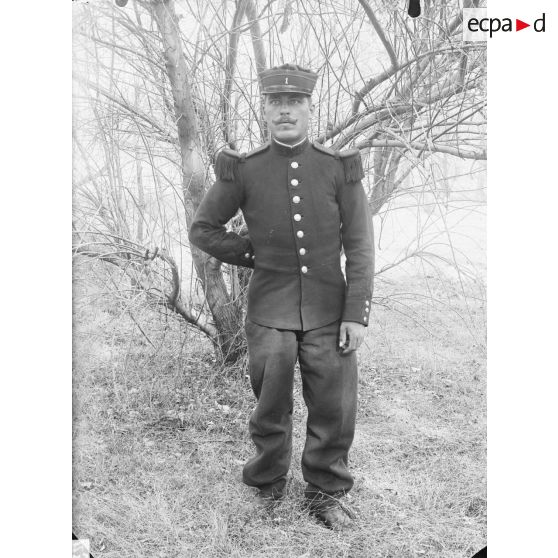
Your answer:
[70,1,488,556]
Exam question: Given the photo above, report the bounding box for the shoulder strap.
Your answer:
[312,140,338,158]
[245,142,270,159]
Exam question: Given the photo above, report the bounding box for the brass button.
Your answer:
[299,248,306,255]
[291,161,299,168]
[290,179,299,186]
[363,316,368,322]
[365,300,370,306]
[301,266,308,274]
[293,195,301,203]
[293,214,302,222]
[244,253,250,258]
[296,230,304,238]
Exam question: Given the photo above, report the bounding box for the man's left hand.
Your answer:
[339,321,366,354]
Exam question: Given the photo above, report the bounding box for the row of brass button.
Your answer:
[290,161,307,273]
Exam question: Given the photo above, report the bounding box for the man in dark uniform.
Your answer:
[189,64,374,529]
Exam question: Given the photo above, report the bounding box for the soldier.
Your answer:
[189,63,374,529]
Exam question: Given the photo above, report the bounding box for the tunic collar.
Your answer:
[270,136,309,157]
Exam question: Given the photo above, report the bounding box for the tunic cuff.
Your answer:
[235,238,255,268]
[342,295,372,326]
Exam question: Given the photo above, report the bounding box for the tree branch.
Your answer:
[221,0,249,148]
[74,241,218,338]
[358,139,486,160]
[74,75,173,141]
[351,44,482,115]
[245,0,268,140]
[245,0,266,76]
[357,0,398,68]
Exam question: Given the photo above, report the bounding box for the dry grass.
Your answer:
[73,267,486,558]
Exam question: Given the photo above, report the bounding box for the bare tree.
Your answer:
[72,0,486,365]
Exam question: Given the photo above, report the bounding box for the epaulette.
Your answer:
[313,142,364,182]
[244,142,270,159]
[215,148,241,181]
[312,140,338,158]
[338,148,364,183]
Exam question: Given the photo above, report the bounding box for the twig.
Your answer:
[357,0,398,68]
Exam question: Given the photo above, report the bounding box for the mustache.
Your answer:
[273,117,297,124]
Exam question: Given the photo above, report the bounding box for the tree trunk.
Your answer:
[151,0,245,364]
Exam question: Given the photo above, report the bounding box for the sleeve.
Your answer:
[337,151,375,326]
[188,151,255,269]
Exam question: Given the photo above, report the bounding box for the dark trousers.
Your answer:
[242,319,358,499]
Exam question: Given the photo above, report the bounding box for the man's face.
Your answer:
[263,93,314,144]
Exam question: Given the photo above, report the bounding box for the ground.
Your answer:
[73,266,486,558]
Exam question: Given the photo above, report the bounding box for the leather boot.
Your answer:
[312,502,354,530]
[250,490,283,514]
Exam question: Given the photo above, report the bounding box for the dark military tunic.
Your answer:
[189,137,374,331]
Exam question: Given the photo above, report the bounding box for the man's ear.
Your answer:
[261,95,269,115]
[308,97,315,114]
